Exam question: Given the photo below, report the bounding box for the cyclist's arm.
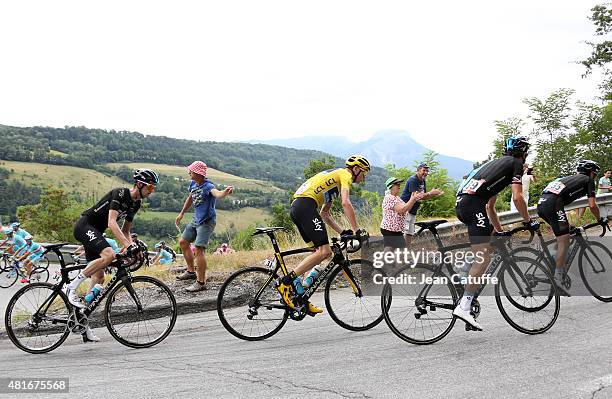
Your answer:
[108,210,131,247]
[486,195,503,232]
[341,188,359,232]
[122,220,133,245]
[320,202,343,234]
[587,197,601,220]
[511,183,530,222]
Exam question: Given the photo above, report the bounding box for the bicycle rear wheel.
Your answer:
[325,259,388,331]
[579,241,612,302]
[105,276,177,348]
[217,266,288,341]
[496,258,559,334]
[382,264,457,345]
[4,283,71,354]
[0,265,18,288]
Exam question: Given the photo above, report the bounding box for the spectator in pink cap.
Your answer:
[175,161,234,292]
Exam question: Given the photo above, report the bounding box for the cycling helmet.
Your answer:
[159,240,166,246]
[11,222,20,229]
[130,232,138,238]
[504,136,530,156]
[133,168,160,185]
[577,160,601,175]
[154,243,161,249]
[24,235,33,241]
[2,227,13,235]
[346,155,371,172]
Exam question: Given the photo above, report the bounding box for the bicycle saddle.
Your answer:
[253,227,286,236]
[415,220,448,229]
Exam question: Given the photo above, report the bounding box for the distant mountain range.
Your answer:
[248,130,474,180]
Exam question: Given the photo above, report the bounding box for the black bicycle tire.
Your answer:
[104,276,177,348]
[4,282,71,354]
[324,259,388,331]
[499,256,554,312]
[495,258,559,335]
[579,241,612,302]
[382,263,458,345]
[0,264,19,288]
[217,266,288,341]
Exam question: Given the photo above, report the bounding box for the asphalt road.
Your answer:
[0,291,611,399]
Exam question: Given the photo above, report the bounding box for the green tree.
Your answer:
[17,187,87,242]
[303,156,336,179]
[269,203,295,233]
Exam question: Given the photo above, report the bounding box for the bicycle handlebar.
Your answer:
[333,231,370,254]
[581,220,611,237]
[494,225,536,244]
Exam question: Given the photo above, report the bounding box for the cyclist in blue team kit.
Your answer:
[11,222,31,239]
[152,243,174,265]
[454,136,540,330]
[15,235,46,283]
[537,160,606,295]
[66,169,159,341]
[1,227,27,255]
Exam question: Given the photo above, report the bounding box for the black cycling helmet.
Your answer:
[577,160,601,175]
[130,232,138,238]
[504,136,530,156]
[133,169,160,185]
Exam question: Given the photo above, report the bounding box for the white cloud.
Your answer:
[0,0,604,162]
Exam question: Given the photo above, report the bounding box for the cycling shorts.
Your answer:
[455,195,493,245]
[290,198,329,248]
[73,216,111,262]
[537,194,569,237]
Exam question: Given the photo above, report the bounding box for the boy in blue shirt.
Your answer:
[175,161,233,292]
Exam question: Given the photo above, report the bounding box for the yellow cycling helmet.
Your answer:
[346,155,371,172]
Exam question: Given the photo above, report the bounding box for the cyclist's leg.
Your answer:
[538,195,570,293]
[453,195,491,330]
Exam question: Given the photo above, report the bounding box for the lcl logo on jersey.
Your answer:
[86,230,97,242]
[557,211,566,222]
[312,218,323,231]
[476,213,486,228]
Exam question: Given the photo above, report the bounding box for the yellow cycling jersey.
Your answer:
[293,168,353,207]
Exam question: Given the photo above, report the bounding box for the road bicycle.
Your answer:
[4,241,177,354]
[382,220,560,345]
[510,221,612,302]
[0,253,49,288]
[217,227,388,340]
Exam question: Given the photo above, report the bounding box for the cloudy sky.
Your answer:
[0,0,605,161]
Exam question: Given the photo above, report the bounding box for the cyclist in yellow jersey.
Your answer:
[278,155,371,315]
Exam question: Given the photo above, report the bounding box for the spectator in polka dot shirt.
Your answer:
[381,177,424,251]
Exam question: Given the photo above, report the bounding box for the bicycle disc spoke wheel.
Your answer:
[0,266,18,288]
[579,241,612,302]
[325,259,387,331]
[217,267,288,341]
[382,264,457,345]
[496,257,559,334]
[29,267,50,283]
[5,283,71,354]
[105,276,177,348]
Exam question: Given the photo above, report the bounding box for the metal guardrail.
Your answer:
[433,193,612,238]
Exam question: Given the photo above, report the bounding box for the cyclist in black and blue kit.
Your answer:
[66,169,159,341]
[537,160,606,295]
[454,136,539,330]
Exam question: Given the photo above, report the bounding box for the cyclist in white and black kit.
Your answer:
[454,136,539,330]
[537,160,606,295]
[67,169,159,341]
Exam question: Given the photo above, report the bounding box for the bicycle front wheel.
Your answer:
[382,264,458,345]
[217,267,288,341]
[579,241,612,302]
[496,257,559,334]
[105,276,177,348]
[325,259,388,331]
[0,265,18,288]
[5,283,71,354]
